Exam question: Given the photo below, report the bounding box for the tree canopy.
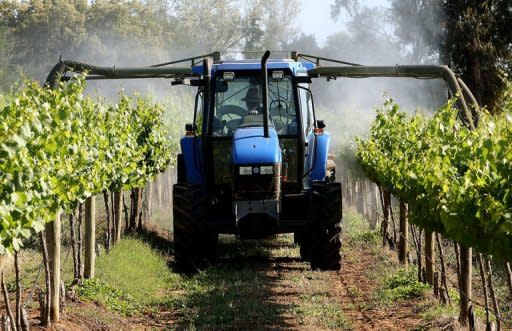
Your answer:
[331,0,512,112]
[0,0,299,90]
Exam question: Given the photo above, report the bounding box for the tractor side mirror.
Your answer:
[316,120,326,129]
[172,78,205,86]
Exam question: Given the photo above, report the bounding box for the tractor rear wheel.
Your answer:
[173,183,216,272]
[310,182,342,270]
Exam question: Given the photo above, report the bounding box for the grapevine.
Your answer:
[356,94,512,260]
[0,79,171,254]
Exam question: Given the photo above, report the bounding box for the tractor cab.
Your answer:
[211,68,298,137]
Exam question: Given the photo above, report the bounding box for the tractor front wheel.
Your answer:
[295,228,312,261]
[309,182,342,271]
[173,183,216,272]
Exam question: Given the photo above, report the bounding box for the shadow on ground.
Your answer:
[138,229,302,329]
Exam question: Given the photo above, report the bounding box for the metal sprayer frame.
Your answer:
[46,51,479,129]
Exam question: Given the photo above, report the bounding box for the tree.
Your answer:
[0,0,88,80]
[390,0,444,63]
[257,0,299,50]
[441,1,512,110]
[170,0,299,54]
[330,0,359,19]
[170,0,245,53]
[389,0,512,109]
[84,0,172,64]
[0,0,301,91]
[0,26,18,91]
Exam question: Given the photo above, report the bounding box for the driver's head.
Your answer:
[243,86,261,111]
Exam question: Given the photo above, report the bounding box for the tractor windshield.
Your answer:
[213,73,297,137]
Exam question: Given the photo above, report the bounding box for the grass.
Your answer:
[287,270,353,330]
[343,210,380,250]
[76,278,141,316]
[94,237,172,304]
[161,235,309,329]
[72,237,174,316]
[376,267,430,304]
[292,294,352,330]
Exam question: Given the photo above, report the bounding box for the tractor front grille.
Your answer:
[233,165,281,200]
[235,174,274,199]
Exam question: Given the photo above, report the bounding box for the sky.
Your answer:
[295,0,389,46]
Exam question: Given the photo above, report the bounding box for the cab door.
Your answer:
[298,85,316,190]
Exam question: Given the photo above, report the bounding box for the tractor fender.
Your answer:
[180,136,203,184]
[311,131,331,181]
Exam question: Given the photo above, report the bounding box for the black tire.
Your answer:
[173,183,216,272]
[295,228,312,261]
[177,154,186,183]
[309,182,342,270]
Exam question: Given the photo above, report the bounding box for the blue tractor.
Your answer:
[174,51,342,271]
[46,50,477,272]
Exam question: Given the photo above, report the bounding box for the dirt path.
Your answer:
[335,241,426,330]
[7,231,434,330]
[261,235,428,331]
[145,234,430,330]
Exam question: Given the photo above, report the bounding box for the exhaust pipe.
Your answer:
[261,50,270,138]
[203,56,213,134]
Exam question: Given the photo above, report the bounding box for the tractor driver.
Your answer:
[243,86,261,115]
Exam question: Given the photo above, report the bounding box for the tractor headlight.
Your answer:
[239,166,253,175]
[260,165,274,175]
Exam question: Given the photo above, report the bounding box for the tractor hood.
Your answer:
[232,127,281,165]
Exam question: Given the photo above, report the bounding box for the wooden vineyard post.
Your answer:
[45,210,61,322]
[458,245,472,327]
[398,201,408,265]
[485,257,501,331]
[356,180,364,216]
[129,188,143,231]
[381,189,391,248]
[114,191,123,243]
[133,187,143,231]
[103,191,111,251]
[14,253,21,330]
[84,197,96,279]
[424,230,435,285]
[1,270,16,331]
[435,233,450,304]
[69,212,79,280]
[506,262,512,299]
[39,232,51,326]
[477,253,491,329]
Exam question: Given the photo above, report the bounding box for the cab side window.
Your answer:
[298,86,314,135]
[194,90,203,135]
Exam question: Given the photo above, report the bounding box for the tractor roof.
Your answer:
[192,59,315,77]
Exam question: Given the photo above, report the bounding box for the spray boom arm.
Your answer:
[308,64,478,128]
[46,51,479,129]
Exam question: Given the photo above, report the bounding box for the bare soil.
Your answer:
[336,245,426,330]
